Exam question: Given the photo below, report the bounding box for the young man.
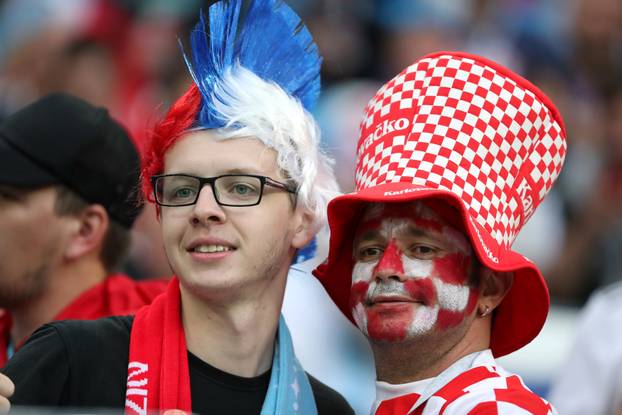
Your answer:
[0,93,168,366]
[2,0,351,414]
[314,52,566,414]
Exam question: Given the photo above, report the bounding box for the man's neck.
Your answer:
[179,275,287,378]
[10,260,107,345]
[371,319,491,384]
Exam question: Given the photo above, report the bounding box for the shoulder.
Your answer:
[307,373,354,415]
[51,315,133,351]
[8,315,133,370]
[2,316,134,405]
[436,370,556,415]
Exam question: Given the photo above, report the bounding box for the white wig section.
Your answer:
[207,64,340,231]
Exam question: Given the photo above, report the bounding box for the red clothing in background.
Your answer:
[0,274,168,366]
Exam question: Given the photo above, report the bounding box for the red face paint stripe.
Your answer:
[403,278,436,305]
[366,303,412,342]
[409,217,444,234]
[354,217,384,240]
[373,239,405,276]
[432,252,472,285]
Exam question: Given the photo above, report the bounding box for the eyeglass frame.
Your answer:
[150,173,298,207]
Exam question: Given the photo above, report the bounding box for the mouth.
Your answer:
[365,279,435,307]
[186,238,237,256]
[368,294,417,305]
[190,245,235,253]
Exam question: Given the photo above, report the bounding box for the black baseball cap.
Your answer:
[0,93,142,228]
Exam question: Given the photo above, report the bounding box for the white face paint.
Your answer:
[350,201,478,343]
[433,278,470,311]
[352,302,368,336]
[352,261,376,284]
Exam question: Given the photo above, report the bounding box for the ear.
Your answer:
[477,268,513,315]
[64,204,109,261]
[291,208,317,249]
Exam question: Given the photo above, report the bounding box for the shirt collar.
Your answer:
[374,349,496,406]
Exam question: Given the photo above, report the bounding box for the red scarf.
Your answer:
[0,274,168,366]
[125,277,191,414]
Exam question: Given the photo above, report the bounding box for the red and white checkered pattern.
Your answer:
[313,51,567,357]
[373,351,557,415]
[356,53,566,248]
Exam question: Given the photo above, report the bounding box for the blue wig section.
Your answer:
[183,0,322,129]
[292,236,317,265]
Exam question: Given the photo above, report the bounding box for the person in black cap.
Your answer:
[0,92,168,367]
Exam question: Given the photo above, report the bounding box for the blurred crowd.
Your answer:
[1,0,622,412]
[2,0,620,306]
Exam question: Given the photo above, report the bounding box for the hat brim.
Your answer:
[313,181,549,357]
[0,133,59,187]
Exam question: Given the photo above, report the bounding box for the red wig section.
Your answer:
[141,84,202,202]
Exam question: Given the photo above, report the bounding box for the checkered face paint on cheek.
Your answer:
[432,253,479,330]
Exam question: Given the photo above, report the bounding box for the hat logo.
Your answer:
[383,187,426,197]
[516,178,534,221]
[470,216,500,264]
[359,117,411,155]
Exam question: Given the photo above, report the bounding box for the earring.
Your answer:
[479,305,491,318]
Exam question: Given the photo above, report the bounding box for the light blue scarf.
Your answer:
[261,315,318,415]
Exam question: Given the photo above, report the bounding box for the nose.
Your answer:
[190,184,226,226]
[373,240,406,282]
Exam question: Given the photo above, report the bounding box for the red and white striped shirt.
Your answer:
[372,350,557,415]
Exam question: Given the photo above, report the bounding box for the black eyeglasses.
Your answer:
[151,173,297,207]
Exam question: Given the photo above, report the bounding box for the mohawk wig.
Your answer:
[142,0,338,230]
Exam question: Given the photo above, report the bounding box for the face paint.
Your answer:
[350,201,478,342]
[436,288,478,330]
[373,239,404,277]
[433,252,472,285]
[431,251,479,330]
[353,261,376,284]
[351,260,374,335]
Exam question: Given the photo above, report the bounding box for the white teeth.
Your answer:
[194,245,231,253]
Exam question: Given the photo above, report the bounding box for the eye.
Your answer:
[355,246,384,261]
[409,244,438,259]
[232,183,253,195]
[224,180,260,198]
[171,187,196,200]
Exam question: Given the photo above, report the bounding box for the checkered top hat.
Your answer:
[313,51,567,357]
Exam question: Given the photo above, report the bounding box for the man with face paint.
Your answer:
[350,200,483,346]
[314,52,567,414]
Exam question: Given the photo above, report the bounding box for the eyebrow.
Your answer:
[167,167,269,177]
[354,220,441,244]
[401,226,435,238]
[223,168,261,175]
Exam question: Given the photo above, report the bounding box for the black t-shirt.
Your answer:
[2,316,353,415]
